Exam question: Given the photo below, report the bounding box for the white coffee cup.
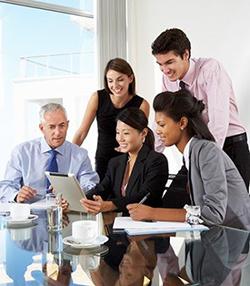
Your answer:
[10,203,30,220]
[72,220,98,244]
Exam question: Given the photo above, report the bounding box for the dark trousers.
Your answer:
[223,133,250,191]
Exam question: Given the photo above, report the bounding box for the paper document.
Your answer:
[113,216,208,235]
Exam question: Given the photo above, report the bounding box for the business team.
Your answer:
[1,28,250,230]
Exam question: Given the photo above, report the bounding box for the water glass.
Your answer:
[47,205,62,232]
[46,193,57,208]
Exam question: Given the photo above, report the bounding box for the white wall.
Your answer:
[7,75,97,176]
[13,75,96,141]
[127,0,250,135]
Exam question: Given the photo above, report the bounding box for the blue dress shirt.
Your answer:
[0,137,99,202]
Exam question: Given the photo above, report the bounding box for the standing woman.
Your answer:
[80,107,168,215]
[73,58,150,180]
[128,90,250,229]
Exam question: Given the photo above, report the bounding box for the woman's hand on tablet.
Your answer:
[80,195,116,214]
[80,196,103,214]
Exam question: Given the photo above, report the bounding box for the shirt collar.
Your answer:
[183,137,194,170]
[40,136,65,155]
[180,59,196,88]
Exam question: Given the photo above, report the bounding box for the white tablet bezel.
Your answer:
[45,172,86,212]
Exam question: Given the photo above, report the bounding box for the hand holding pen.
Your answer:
[127,192,154,221]
[137,192,151,206]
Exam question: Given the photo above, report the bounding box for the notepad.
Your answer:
[113,217,208,235]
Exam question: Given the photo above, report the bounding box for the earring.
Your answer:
[180,127,184,131]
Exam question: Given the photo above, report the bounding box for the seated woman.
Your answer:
[128,90,250,229]
[80,107,168,215]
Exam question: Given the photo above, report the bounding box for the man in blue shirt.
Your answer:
[0,103,99,203]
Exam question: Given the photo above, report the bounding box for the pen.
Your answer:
[130,192,151,211]
[134,192,153,222]
[137,192,151,206]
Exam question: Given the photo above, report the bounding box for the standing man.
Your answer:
[151,28,250,190]
[0,103,99,203]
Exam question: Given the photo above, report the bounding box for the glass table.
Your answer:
[0,209,250,286]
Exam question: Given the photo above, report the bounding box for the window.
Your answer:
[0,0,97,177]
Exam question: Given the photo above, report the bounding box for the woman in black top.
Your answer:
[80,108,168,215]
[72,58,149,180]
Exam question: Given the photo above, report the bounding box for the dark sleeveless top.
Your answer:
[95,89,143,180]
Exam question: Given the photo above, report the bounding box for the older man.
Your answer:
[0,103,99,203]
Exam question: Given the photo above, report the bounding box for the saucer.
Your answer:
[63,244,109,257]
[63,235,109,249]
[6,214,38,227]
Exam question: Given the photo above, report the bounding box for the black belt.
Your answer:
[224,133,247,145]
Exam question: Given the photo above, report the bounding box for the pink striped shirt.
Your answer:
[155,58,245,151]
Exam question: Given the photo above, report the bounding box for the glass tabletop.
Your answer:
[0,210,250,286]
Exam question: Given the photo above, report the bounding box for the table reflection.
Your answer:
[159,226,250,286]
[1,211,250,286]
[90,232,159,286]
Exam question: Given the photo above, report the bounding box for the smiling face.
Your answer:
[116,120,147,155]
[39,109,69,149]
[155,50,189,81]
[106,69,133,97]
[155,111,189,153]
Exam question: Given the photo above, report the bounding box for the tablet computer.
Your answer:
[45,172,86,212]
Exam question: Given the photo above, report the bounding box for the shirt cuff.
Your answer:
[184,204,203,225]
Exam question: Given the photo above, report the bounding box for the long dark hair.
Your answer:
[116,107,155,150]
[104,58,136,95]
[153,90,215,142]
